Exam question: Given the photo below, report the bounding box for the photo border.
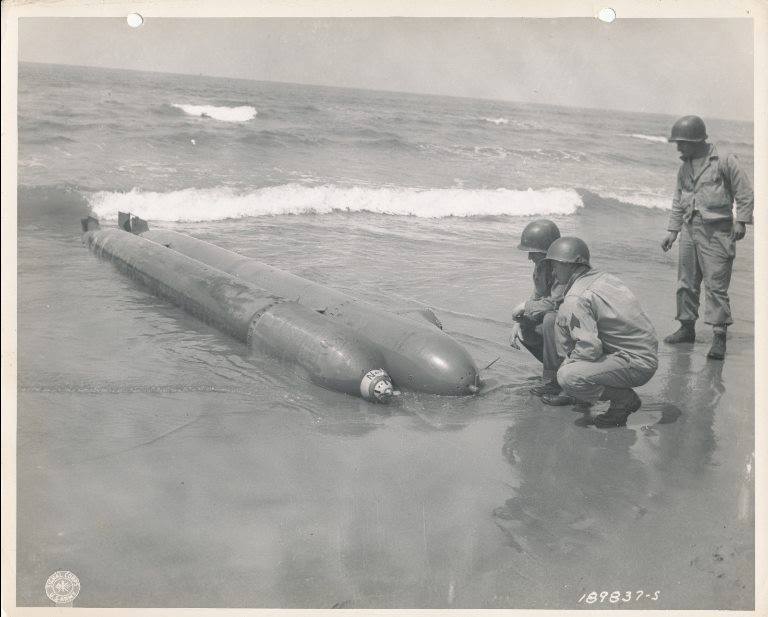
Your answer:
[2,1,765,615]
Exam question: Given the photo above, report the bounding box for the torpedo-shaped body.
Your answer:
[120,219,480,395]
[82,220,394,402]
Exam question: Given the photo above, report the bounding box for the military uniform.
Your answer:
[517,259,566,382]
[555,269,658,404]
[668,144,753,326]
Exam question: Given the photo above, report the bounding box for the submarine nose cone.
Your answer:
[388,330,479,395]
[424,340,480,395]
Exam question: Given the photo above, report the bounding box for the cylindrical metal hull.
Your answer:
[250,302,390,398]
[139,229,480,395]
[83,228,393,402]
[84,228,278,341]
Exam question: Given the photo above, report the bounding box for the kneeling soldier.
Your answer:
[508,219,566,398]
[542,237,659,428]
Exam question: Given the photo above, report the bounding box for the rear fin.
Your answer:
[117,211,150,234]
[80,216,100,232]
[130,215,150,234]
[395,307,443,330]
[118,211,132,232]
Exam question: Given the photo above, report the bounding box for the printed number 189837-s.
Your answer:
[577,590,660,604]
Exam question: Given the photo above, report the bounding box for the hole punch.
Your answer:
[597,7,616,23]
[127,13,144,28]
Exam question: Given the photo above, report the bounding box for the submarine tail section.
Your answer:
[129,227,480,395]
[84,227,278,342]
[83,226,393,403]
[140,228,345,311]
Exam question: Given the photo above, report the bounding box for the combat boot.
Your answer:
[593,387,641,428]
[541,391,577,406]
[664,320,695,344]
[707,332,727,360]
[530,381,561,397]
[540,390,594,408]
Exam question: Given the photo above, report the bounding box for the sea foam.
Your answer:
[172,104,257,122]
[626,133,668,144]
[88,184,583,222]
[601,190,671,210]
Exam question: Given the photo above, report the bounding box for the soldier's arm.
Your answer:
[524,296,558,322]
[667,167,685,232]
[526,267,567,322]
[559,295,602,362]
[725,154,754,225]
[554,305,573,359]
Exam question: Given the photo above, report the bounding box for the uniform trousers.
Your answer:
[518,311,560,382]
[557,352,657,403]
[676,214,736,326]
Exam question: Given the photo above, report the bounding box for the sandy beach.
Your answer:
[11,58,756,610]
[16,201,755,609]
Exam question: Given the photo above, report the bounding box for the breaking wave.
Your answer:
[599,189,671,210]
[626,133,668,144]
[87,184,584,221]
[171,103,257,122]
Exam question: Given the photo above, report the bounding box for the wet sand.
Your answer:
[15,205,754,609]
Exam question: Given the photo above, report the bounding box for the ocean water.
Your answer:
[16,62,755,608]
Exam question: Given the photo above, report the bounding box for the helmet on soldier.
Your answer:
[517,219,561,252]
[545,236,590,266]
[668,115,708,143]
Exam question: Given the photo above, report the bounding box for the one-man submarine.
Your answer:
[81,214,481,403]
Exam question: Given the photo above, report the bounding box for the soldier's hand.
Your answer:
[512,301,526,320]
[731,221,747,241]
[661,231,679,252]
[509,322,523,350]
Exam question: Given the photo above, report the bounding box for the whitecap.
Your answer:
[87,184,584,222]
[482,117,509,125]
[626,133,668,144]
[172,103,257,122]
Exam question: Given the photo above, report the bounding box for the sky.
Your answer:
[18,17,755,121]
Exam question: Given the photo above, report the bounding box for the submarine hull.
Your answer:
[250,302,390,398]
[139,229,480,395]
[83,226,393,402]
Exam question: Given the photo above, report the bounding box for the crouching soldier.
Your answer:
[541,237,659,428]
[508,219,566,398]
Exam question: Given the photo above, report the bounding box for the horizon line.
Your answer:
[18,60,754,124]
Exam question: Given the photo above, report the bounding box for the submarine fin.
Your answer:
[395,307,443,330]
[81,216,100,232]
[117,212,150,234]
[118,211,132,232]
[130,215,150,234]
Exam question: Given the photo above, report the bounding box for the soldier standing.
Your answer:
[661,115,753,360]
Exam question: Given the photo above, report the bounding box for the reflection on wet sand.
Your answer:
[494,408,646,563]
[647,350,720,482]
[491,346,753,608]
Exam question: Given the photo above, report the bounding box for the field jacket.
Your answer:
[667,144,754,232]
[555,269,658,369]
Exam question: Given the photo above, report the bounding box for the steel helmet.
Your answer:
[545,236,590,266]
[668,115,708,142]
[517,219,561,252]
